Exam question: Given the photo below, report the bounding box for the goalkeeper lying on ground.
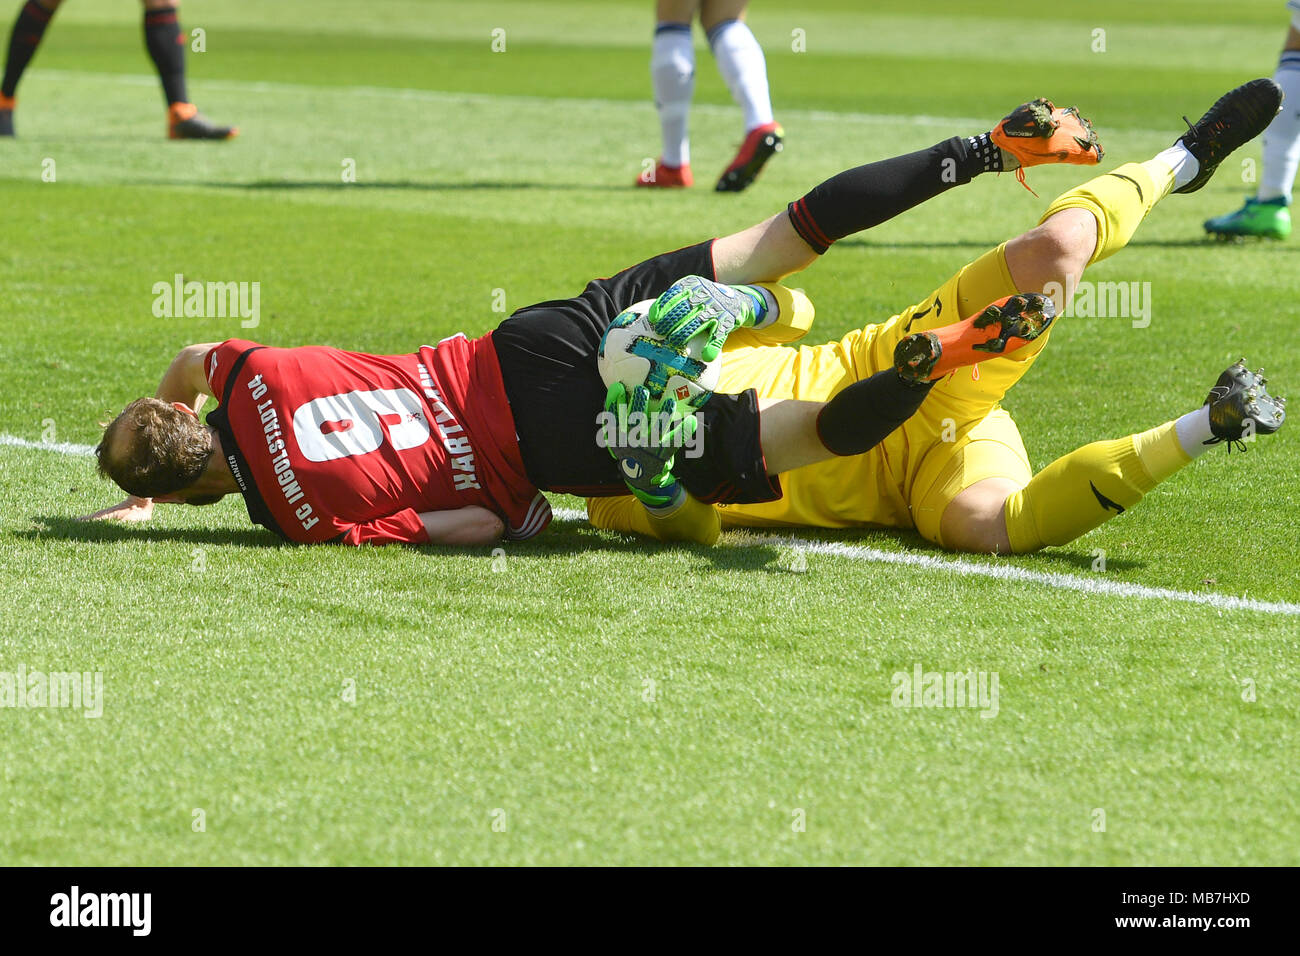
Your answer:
[591,78,1289,553]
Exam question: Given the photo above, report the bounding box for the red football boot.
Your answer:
[715,121,783,192]
[636,160,694,188]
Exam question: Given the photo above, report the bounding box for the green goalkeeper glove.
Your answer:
[601,380,699,511]
[648,275,766,363]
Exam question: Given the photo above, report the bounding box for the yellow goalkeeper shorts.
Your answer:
[714,242,1038,543]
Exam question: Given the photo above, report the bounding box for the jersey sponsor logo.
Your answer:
[224,452,246,490]
[247,373,319,532]
[418,361,481,491]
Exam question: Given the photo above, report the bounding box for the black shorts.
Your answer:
[491,240,781,505]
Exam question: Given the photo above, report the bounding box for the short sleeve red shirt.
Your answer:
[204,335,550,545]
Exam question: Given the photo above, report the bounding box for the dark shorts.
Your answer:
[491,240,780,504]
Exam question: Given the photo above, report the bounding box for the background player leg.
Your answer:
[703,0,781,192]
[1256,23,1300,213]
[143,0,238,140]
[639,0,698,187]
[1204,16,1300,239]
[0,0,60,135]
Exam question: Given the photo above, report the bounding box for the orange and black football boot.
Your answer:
[991,98,1102,192]
[894,293,1056,383]
[169,102,238,140]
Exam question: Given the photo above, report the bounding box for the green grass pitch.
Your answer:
[1,0,1297,865]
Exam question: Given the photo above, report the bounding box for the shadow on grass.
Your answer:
[20,513,1146,576]
[19,515,284,549]
[990,548,1145,576]
[515,519,1151,576]
[721,522,1149,576]
[1126,237,1300,252]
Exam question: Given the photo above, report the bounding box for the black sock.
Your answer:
[143,4,187,105]
[2,0,55,99]
[787,136,988,254]
[815,370,934,457]
[965,131,1005,173]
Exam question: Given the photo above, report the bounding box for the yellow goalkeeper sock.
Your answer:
[587,492,720,546]
[1003,420,1192,553]
[1037,160,1176,264]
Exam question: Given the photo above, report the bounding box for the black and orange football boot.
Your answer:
[991,98,1102,193]
[168,102,238,140]
[894,293,1056,383]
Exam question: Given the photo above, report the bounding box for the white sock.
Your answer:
[1258,52,1300,202]
[1174,405,1215,459]
[1149,144,1200,192]
[651,24,695,168]
[707,18,774,132]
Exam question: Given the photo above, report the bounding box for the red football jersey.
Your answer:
[204,336,550,546]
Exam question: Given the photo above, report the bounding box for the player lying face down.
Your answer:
[84,96,1120,546]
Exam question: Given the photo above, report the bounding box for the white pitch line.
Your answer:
[0,434,97,456]
[744,535,1300,617]
[551,507,1300,617]
[8,437,1297,616]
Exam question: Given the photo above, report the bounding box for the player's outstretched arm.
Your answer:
[712,100,1102,285]
[79,496,155,523]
